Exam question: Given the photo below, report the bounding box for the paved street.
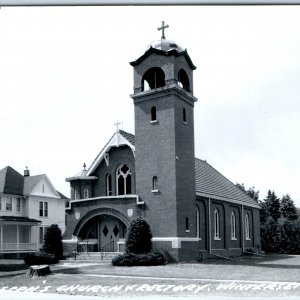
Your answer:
[0,254,300,298]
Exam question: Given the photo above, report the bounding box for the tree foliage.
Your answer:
[125,217,153,254]
[42,224,63,260]
[280,194,298,220]
[259,190,300,254]
[263,190,281,221]
[112,217,167,266]
[236,183,259,202]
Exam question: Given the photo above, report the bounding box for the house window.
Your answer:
[6,198,12,211]
[231,211,236,240]
[183,108,187,123]
[245,213,250,240]
[116,164,132,195]
[42,184,45,193]
[106,174,112,196]
[152,176,158,191]
[83,188,89,199]
[214,208,220,240]
[39,201,48,217]
[151,106,157,122]
[0,196,2,210]
[16,198,21,213]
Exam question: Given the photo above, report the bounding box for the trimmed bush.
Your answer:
[112,252,167,266]
[24,251,58,266]
[125,217,152,254]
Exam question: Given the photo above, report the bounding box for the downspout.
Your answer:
[208,198,211,255]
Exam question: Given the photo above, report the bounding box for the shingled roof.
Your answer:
[0,166,67,200]
[119,130,135,146]
[23,174,45,196]
[195,159,260,208]
[0,166,24,195]
[118,131,260,209]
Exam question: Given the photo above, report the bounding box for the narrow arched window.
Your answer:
[151,106,157,122]
[185,217,189,232]
[231,211,236,240]
[245,213,250,240]
[214,208,220,239]
[106,174,112,196]
[83,188,89,199]
[183,108,187,123]
[116,164,132,195]
[152,176,158,191]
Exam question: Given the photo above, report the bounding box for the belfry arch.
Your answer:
[142,67,165,91]
[178,69,190,92]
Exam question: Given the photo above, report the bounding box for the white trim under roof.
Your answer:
[65,194,144,210]
[86,132,135,176]
[196,192,261,209]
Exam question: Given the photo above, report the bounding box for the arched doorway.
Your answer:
[74,208,129,252]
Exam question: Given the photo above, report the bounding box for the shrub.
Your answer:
[42,224,63,260]
[112,252,167,266]
[125,217,152,254]
[24,251,58,266]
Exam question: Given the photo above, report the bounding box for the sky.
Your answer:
[0,5,300,206]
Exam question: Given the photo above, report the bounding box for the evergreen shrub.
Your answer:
[42,224,64,260]
[112,217,167,266]
[24,251,58,266]
[112,252,167,266]
[125,217,152,254]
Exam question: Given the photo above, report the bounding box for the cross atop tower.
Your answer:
[158,21,169,39]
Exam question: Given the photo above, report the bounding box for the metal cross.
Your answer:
[114,120,121,133]
[158,21,169,39]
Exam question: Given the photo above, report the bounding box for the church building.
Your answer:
[64,23,260,262]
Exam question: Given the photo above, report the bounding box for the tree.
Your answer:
[42,224,63,260]
[125,217,152,254]
[260,216,281,253]
[263,190,281,221]
[280,194,298,220]
[236,183,259,202]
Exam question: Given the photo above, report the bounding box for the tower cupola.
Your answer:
[130,21,196,96]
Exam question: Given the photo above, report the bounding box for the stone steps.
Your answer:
[67,252,122,262]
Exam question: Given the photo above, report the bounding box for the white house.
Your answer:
[0,166,67,257]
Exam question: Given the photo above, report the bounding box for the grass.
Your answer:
[0,254,299,297]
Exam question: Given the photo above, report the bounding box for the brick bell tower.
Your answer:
[130,22,198,261]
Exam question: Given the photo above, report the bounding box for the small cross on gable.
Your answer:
[114,120,121,133]
[158,21,169,39]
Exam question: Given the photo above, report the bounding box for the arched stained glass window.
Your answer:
[245,213,250,240]
[116,164,132,195]
[106,174,112,196]
[231,211,236,240]
[214,208,220,239]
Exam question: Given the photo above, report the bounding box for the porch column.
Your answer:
[0,224,3,252]
[36,226,39,251]
[17,224,19,251]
